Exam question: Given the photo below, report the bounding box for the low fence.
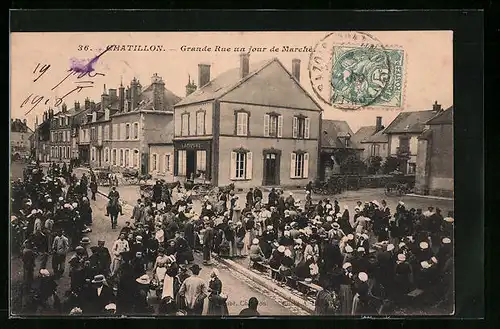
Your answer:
[320,174,416,192]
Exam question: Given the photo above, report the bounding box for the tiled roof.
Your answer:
[383,110,440,134]
[362,129,389,143]
[426,106,453,125]
[136,84,182,111]
[352,126,377,144]
[321,120,362,149]
[175,59,273,107]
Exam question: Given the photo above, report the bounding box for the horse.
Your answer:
[106,197,121,229]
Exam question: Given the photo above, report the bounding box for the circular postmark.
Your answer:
[308,31,393,110]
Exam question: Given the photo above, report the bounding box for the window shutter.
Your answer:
[305,118,310,139]
[293,117,298,138]
[278,115,283,138]
[243,113,248,135]
[290,152,296,178]
[181,151,187,176]
[303,153,309,178]
[264,114,270,137]
[230,152,237,180]
[246,152,253,179]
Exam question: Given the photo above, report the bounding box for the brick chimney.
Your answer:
[109,88,117,100]
[376,116,383,132]
[151,73,165,111]
[84,98,91,111]
[130,78,140,110]
[101,84,110,110]
[185,74,197,96]
[240,53,250,79]
[292,58,301,82]
[74,101,80,111]
[62,103,67,113]
[198,64,211,88]
[432,100,442,112]
[119,81,125,111]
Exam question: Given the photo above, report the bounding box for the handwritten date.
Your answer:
[21,46,110,116]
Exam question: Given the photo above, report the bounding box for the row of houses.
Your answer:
[11,119,34,160]
[31,53,453,197]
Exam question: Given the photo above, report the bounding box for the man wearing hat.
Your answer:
[202,222,215,265]
[79,237,91,258]
[177,264,208,315]
[93,240,112,278]
[82,274,115,315]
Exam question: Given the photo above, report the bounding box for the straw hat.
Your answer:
[419,241,429,249]
[91,274,106,284]
[345,245,353,253]
[39,268,50,277]
[358,272,368,282]
[252,238,259,245]
[444,217,454,223]
[442,237,452,244]
[105,303,117,311]
[357,247,365,253]
[399,242,406,248]
[284,249,292,257]
[342,262,352,270]
[278,246,286,253]
[136,274,151,285]
[386,244,395,252]
[347,234,354,240]
[80,237,91,245]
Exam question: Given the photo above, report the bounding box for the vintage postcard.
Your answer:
[10,31,454,317]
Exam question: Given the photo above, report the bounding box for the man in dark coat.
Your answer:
[89,180,98,201]
[253,188,263,204]
[94,240,112,278]
[267,188,278,207]
[153,181,163,204]
[83,274,115,315]
[203,223,215,265]
[246,188,254,208]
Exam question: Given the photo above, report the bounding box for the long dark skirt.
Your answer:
[207,294,229,315]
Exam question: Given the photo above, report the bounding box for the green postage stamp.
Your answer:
[309,31,407,110]
[330,46,405,108]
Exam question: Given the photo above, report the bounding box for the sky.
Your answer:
[10,31,453,132]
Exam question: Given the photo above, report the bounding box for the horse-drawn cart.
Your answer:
[94,168,112,186]
[384,172,415,197]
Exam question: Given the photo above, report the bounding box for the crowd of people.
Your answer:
[11,162,454,316]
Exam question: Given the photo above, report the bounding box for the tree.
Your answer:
[367,155,383,175]
[340,154,366,175]
[382,156,400,174]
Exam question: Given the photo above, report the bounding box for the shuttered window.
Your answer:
[177,150,187,176]
[290,152,309,179]
[264,114,282,137]
[230,151,252,180]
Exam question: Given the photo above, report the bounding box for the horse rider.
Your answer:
[105,186,124,216]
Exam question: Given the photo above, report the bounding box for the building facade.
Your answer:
[383,103,442,175]
[173,54,322,189]
[352,117,389,161]
[11,118,33,160]
[78,75,180,175]
[33,111,52,162]
[415,106,453,198]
